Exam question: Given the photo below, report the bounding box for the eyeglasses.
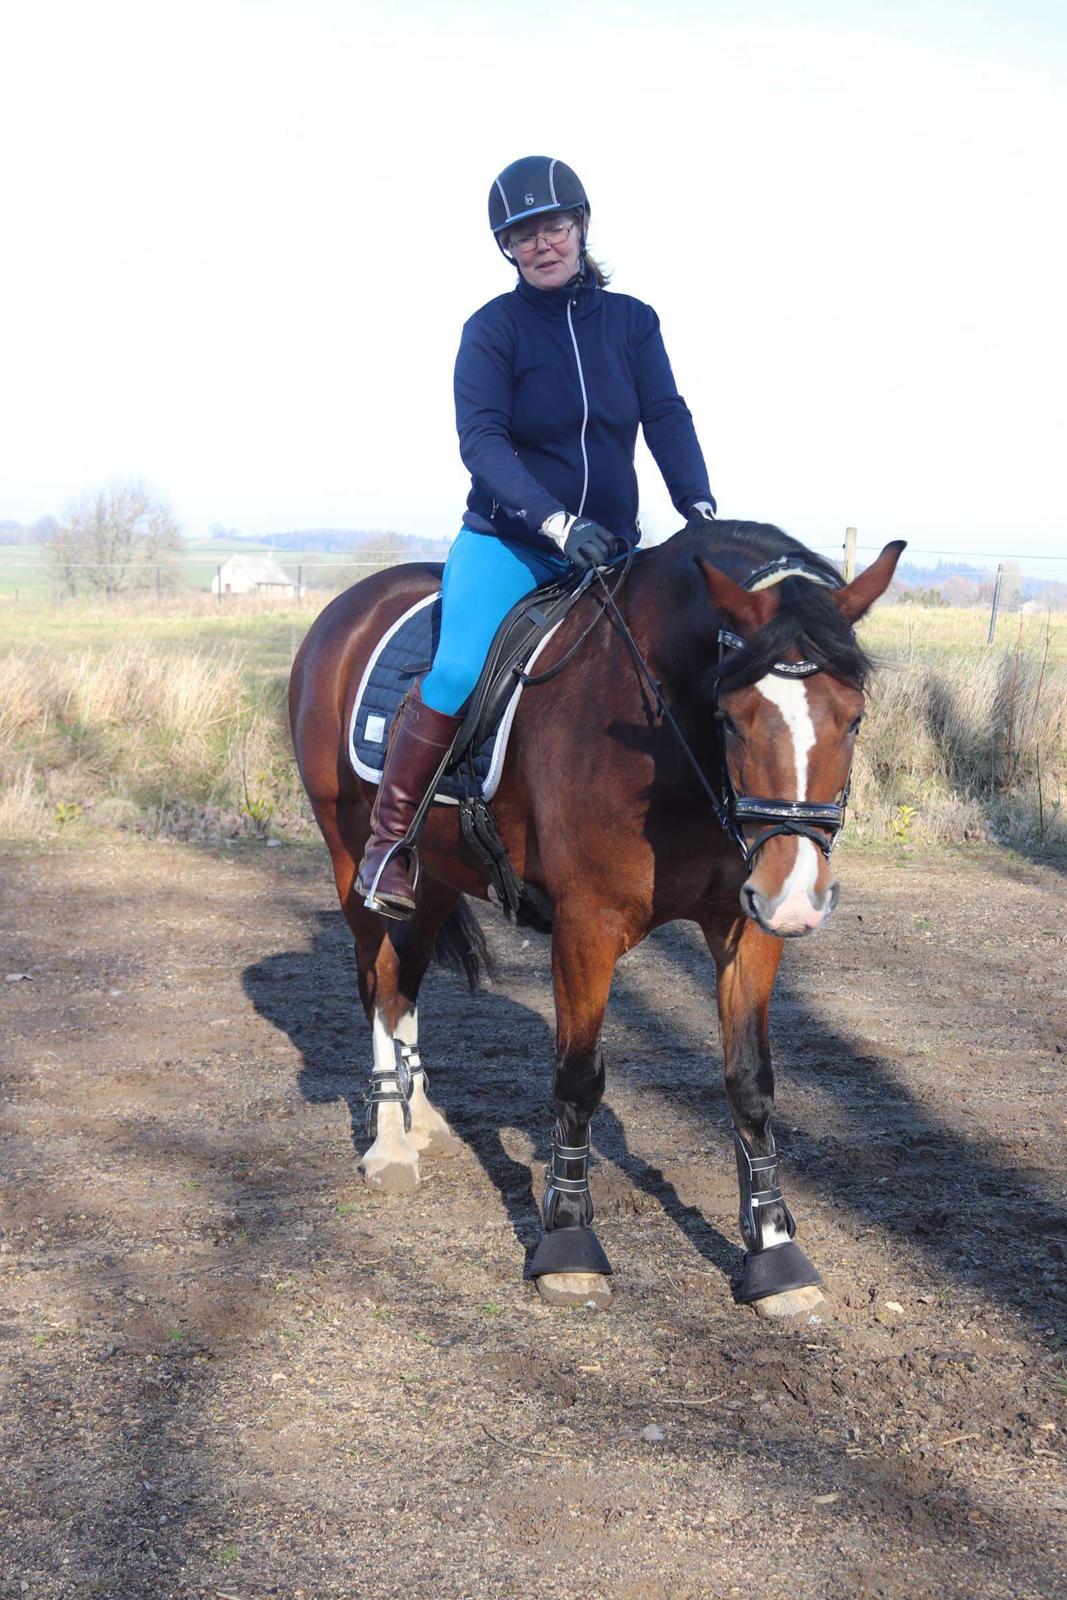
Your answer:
[507,218,577,254]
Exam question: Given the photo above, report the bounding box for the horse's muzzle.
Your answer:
[741,874,839,938]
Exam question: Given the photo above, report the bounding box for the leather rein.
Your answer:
[593,551,854,871]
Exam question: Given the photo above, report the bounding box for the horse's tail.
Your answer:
[433,897,495,991]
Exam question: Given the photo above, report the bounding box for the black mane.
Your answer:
[664,518,874,692]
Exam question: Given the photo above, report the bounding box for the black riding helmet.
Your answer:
[488,155,590,258]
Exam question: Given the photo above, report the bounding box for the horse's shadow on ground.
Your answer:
[241,911,743,1286]
[243,907,1067,1349]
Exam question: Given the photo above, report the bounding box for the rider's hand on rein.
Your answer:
[541,511,619,570]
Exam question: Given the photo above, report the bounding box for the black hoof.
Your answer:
[525,1226,613,1280]
[738,1241,821,1304]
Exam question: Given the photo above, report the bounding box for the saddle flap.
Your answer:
[450,571,589,766]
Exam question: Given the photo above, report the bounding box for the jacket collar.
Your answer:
[514,268,601,320]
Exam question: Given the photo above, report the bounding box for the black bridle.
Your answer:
[594,553,854,871]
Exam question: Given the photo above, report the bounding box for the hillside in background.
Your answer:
[4,517,1064,606]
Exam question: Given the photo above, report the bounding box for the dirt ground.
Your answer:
[1,836,1065,1600]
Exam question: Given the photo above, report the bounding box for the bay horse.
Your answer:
[289,519,903,1318]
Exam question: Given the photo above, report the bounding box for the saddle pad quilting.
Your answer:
[347,593,561,803]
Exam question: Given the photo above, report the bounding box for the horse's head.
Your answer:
[702,542,904,938]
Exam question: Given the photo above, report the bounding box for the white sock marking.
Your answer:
[371,1008,396,1075]
[366,1006,418,1170]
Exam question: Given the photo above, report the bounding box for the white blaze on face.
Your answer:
[753,674,820,919]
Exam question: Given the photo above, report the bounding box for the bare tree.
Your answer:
[48,479,183,598]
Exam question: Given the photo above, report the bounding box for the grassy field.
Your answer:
[0,542,437,605]
[1,588,1064,856]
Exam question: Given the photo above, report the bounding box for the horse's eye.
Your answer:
[848,714,864,736]
[714,710,739,736]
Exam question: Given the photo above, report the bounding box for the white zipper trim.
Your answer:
[566,299,590,516]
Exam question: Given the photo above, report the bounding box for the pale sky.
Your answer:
[2,0,1064,571]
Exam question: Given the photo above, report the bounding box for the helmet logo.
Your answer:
[524,193,535,206]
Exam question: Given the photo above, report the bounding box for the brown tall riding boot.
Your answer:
[355,683,462,919]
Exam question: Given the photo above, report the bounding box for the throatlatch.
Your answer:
[733,1128,821,1304]
[525,1127,613,1281]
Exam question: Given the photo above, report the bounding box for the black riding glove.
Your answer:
[540,511,619,570]
[565,518,618,569]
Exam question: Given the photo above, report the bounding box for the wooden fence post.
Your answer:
[843,527,857,583]
[987,564,1004,645]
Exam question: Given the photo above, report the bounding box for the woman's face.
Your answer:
[507,210,583,291]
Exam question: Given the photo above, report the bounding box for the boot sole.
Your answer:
[356,880,416,921]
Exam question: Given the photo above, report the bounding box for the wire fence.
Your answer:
[1,536,1064,611]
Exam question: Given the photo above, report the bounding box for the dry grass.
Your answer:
[0,595,1064,855]
[0,643,309,842]
[852,650,1066,847]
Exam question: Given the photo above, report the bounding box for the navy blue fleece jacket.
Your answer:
[454,272,713,551]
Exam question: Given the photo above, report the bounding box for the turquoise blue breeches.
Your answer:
[420,527,570,715]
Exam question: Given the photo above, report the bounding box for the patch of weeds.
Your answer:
[168,1328,185,1343]
[892,803,919,840]
[482,1302,503,1317]
[212,1543,239,1564]
[180,1179,200,1191]
[335,1201,358,1215]
[54,800,84,827]
[32,1325,75,1347]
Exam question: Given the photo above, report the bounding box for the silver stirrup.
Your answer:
[362,841,421,918]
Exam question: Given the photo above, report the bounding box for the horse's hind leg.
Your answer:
[392,923,462,1159]
[354,882,466,1189]
[313,798,459,1192]
[528,906,619,1310]
[705,917,826,1319]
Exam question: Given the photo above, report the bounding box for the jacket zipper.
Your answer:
[566,299,590,516]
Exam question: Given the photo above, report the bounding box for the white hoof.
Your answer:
[360,1131,421,1195]
[535,1272,613,1309]
[752,1284,826,1320]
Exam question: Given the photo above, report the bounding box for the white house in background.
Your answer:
[211,553,299,598]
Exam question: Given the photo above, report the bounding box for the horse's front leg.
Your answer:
[526,908,620,1309]
[705,917,826,1319]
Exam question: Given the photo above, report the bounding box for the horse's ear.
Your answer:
[833,541,907,624]
[699,560,779,634]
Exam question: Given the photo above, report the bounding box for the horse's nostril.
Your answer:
[741,883,763,922]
